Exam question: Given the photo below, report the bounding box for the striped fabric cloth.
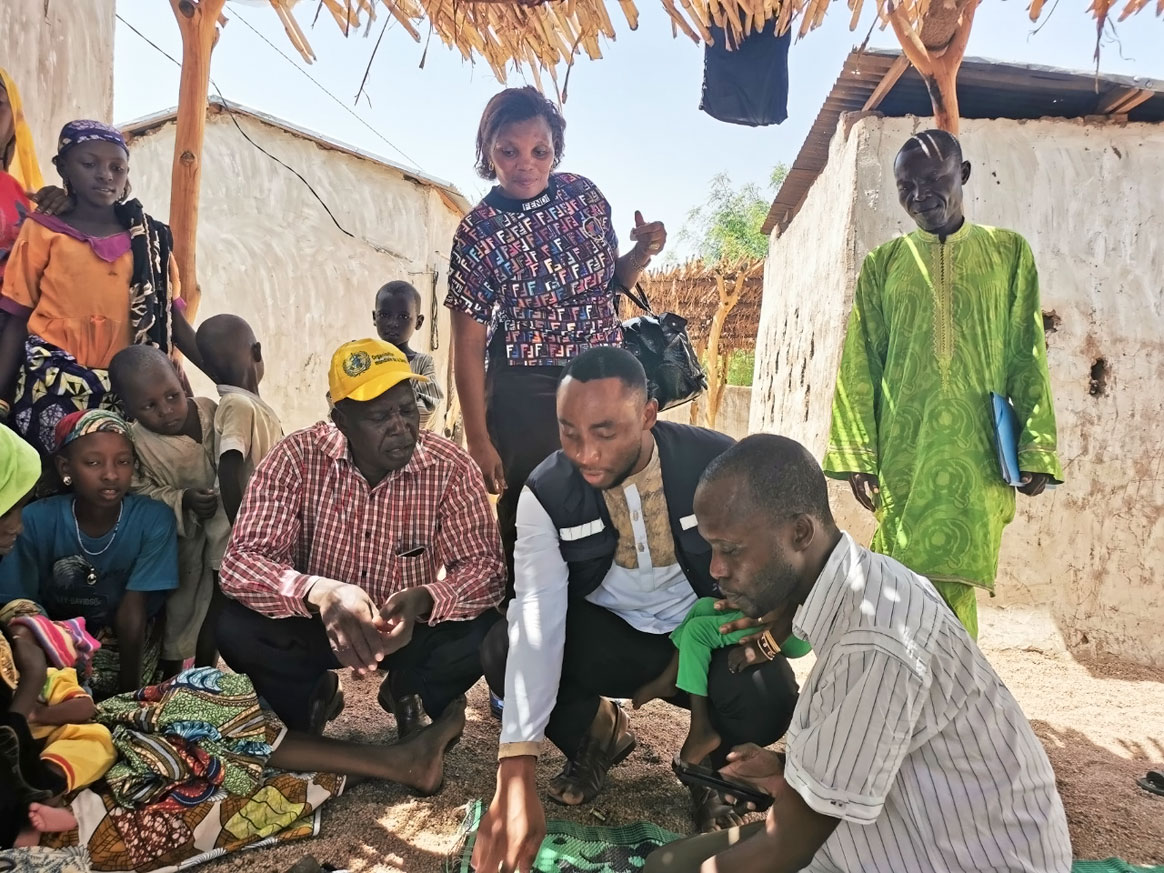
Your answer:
[786,533,1073,873]
[2,603,101,677]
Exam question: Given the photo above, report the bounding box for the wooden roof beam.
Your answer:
[863,54,910,110]
[1097,87,1153,114]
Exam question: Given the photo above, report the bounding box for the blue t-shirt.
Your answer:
[0,494,178,631]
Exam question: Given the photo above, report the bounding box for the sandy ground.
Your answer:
[204,603,1164,873]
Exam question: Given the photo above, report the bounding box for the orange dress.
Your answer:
[1,217,181,370]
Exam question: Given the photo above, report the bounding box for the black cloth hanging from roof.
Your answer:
[699,18,791,127]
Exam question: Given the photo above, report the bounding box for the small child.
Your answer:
[1,622,115,848]
[373,281,444,430]
[194,314,283,523]
[632,597,811,764]
[109,345,230,677]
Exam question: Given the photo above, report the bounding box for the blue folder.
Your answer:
[990,392,1023,487]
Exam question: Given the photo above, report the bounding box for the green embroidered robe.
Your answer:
[823,222,1063,591]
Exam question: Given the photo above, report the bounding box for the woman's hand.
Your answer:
[29,185,72,216]
[629,210,667,261]
[468,438,506,495]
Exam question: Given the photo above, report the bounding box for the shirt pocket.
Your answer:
[394,549,433,591]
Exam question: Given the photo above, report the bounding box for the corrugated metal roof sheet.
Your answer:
[761,48,1164,235]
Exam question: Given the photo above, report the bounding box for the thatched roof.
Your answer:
[619,259,765,353]
[260,0,1161,82]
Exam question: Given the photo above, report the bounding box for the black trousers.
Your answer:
[217,599,500,731]
[486,363,563,597]
[482,600,799,763]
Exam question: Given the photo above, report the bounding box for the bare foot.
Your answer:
[679,719,722,766]
[393,696,466,796]
[632,655,680,709]
[27,802,77,833]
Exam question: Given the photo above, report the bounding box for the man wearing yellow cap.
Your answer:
[217,339,505,739]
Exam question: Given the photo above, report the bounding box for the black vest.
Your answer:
[526,420,734,600]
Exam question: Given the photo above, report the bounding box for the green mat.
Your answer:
[445,800,1163,873]
[445,800,680,872]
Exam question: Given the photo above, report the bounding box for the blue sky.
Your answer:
[114,1,1162,259]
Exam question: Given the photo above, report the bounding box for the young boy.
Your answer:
[373,280,444,430]
[195,315,283,523]
[109,346,230,677]
[632,597,812,764]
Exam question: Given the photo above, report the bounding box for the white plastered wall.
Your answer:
[125,112,464,433]
[752,112,1164,667]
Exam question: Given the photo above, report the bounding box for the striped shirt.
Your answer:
[220,423,505,625]
[787,533,1071,873]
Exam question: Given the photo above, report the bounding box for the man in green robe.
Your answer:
[823,130,1062,639]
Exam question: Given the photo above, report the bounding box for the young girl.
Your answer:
[633,597,812,764]
[0,409,179,698]
[0,119,205,458]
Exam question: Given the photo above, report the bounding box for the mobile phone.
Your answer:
[671,756,773,811]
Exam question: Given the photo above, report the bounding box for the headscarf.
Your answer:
[55,120,175,351]
[0,426,40,516]
[55,119,129,160]
[53,409,133,455]
[0,67,45,191]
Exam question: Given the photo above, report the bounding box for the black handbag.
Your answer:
[620,283,708,410]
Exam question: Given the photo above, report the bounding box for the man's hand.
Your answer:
[728,639,766,674]
[1018,472,1050,497]
[472,757,546,873]
[307,579,387,675]
[848,473,880,512]
[182,488,219,520]
[468,437,506,495]
[719,743,786,802]
[378,587,434,657]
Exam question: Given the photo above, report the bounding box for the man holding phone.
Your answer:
[217,338,505,740]
[642,434,1071,873]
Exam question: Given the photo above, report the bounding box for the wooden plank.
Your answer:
[1097,87,1153,114]
[863,54,910,110]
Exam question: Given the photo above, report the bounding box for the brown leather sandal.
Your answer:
[548,703,637,806]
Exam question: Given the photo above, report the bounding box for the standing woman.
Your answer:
[446,87,667,584]
[0,68,44,287]
[0,120,205,458]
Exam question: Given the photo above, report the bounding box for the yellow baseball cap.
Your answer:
[327,338,428,404]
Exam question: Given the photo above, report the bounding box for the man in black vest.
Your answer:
[475,347,799,872]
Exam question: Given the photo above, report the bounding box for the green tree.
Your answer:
[681,164,788,263]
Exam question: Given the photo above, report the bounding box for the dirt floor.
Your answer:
[204,603,1164,873]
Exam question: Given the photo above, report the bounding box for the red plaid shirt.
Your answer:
[220,423,505,623]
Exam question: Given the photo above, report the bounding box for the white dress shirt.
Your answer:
[788,533,1072,873]
[499,446,697,758]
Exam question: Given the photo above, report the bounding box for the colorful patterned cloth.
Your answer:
[55,121,128,159]
[445,173,622,367]
[54,410,132,454]
[96,668,283,812]
[824,223,1062,600]
[38,769,343,873]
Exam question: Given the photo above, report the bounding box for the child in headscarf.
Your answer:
[0,409,179,698]
[0,119,207,459]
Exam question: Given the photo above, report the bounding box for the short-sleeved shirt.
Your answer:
[214,385,284,491]
[445,172,622,368]
[785,533,1072,873]
[0,494,179,632]
[0,215,181,369]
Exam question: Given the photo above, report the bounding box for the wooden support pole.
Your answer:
[168,0,227,318]
[863,54,910,111]
[886,0,979,134]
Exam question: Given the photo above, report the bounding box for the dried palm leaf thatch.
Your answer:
[258,0,1159,81]
[620,258,766,354]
